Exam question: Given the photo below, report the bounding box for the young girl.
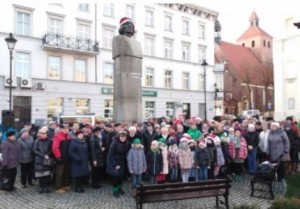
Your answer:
[146,140,163,184]
[195,140,211,181]
[168,138,179,182]
[178,138,193,182]
[157,138,168,183]
[213,137,225,179]
[188,140,197,181]
[127,138,147,196]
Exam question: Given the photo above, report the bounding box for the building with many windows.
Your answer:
[0,2,218,127]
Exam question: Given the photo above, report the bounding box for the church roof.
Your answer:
[237,26,273,41]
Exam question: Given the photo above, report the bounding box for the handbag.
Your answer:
[0,168,11,191]
[43,156,55,168]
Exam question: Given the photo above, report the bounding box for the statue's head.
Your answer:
[118,17,135,37]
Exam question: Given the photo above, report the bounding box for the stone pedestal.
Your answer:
[112,35,143,124]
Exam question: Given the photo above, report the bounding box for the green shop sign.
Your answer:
[101,87,157,97]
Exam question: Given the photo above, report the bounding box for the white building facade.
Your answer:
[0,1,218,126]
[273,15,300,121]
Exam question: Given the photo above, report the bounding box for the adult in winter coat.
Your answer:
[127,138,147,196]
[142,122,157,154]
[90,127,106,189]
[228,129,248,182]
[178,138,194,182]
[284,123,299,175]
[106,130,129,198]
[68,130,89,193]
[244,124,259,174]
[2,131,19,191]
[33,127,53,193]
[267,122,290,181]
[258,121,270,163]
[146,140,163,184]
[52,124,71,192]
[17,128,34,188]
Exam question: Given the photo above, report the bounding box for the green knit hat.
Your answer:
[133,138,141,144]
[159,137,167,144]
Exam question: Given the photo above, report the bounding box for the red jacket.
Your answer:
[52,132,70,159]
[228,137,248,160]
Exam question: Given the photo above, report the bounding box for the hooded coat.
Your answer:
[127,144,147,175]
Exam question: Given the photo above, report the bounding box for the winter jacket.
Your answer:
[168,145,179,167]
[146,150,163,176]
[259,130,270,153]
[52,132,71,162]
[187,128,201,140]
[216,146,225,166]
[267,129,290,162]
[228,137,248,160]
[127,145,147,175]
[90,133,105,167]
[245,131,259,149]
[68,138,89,177]
[33,137,52,172]
[2,139,18,169]
[46,128,55,140]
[143,130,157,153]
[195,147,211,167]
[178,144,193,170]
[285,129,299,151]
[17,136,34,164]
[106,138,129,176]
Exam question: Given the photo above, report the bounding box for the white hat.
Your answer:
[271,122,280,128]
[248,124,255,129]
[180,137,188,143]
[151,140,159,147]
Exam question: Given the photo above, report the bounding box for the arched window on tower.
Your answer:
[268,41,271,48]
[251,40,255,47]
[242,43,245,47]
[263,40,266,47]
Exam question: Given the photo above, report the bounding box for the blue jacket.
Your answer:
[17,136,34,164]
[127,145,147,175]
[68,138,89,177]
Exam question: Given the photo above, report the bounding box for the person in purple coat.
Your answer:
[2,131,19,191]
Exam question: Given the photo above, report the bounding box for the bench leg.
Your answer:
[251,180,254,197]
[224,194,229,209]
[216,196,219,207]
[269,181,274,200]
[136,203,142,209]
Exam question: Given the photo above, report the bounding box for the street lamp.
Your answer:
[201,59,208,121]
[5,33,17,111]
[214,83,219,116]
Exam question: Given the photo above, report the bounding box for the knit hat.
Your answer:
[120,17,133,27]
[159,137,167,144]
[180,137,188,143]
[6,130,15,137]
[119,130,127,136]
[199,140,206,147]
[169,137,176,145]
[75,130,83,136]
[133,138,141,144]
[20,128,29,135]
[183,133,192,140]
[271,122,280,128]
[151,140,159,147]
[248,124,255,130]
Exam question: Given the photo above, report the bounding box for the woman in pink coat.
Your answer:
[228,129,248,182]
[178,138,194,182]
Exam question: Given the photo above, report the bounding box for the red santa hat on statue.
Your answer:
[120,17,133,27]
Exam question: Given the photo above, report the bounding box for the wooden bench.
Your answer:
[136,177,232,209]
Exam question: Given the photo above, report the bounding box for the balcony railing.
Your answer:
[42,33,99,55]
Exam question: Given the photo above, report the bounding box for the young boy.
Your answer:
[127,138,147,196]
[146,140,163,184]
[195,140,211,181]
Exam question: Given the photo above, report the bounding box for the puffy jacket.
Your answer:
[195,147,211,167]
[2,139,18,169]
[267,129,290,162]
[33,138,52,172]
[127,145,147,175]
[146,150,163,176]
[90,133,105,167]
[52,132,71,162]
[17,136,34,164]
[68,138,89,177]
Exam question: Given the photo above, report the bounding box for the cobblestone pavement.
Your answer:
[0,174,285,209]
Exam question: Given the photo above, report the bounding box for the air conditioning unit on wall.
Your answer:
[36,82,46,90]
[21,78,32,88]
[4,76,17,87]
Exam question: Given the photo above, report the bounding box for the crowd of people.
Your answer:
[0,115,299,198]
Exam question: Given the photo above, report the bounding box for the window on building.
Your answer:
[77,22,90,40]
[182,72,190,89]
[198,46,206,63]
[145,36,155,56]
[198,74,204,90]
[182,19,189,35]
[47,98,63,118]
[145,10,154,27]
[215,74,224,91]
[103,27,115,49]
[251,40,255,47]
[164,40,173,59]
[182,44,190,61]
[288,98,295,109]
[165,15,172,31]
[103,3,114,17]
[78,3,89,12]
[242,43,245,47]
[104,100,113,119]
[16,52,30,78]
[75,59,86,82]
[166,102,175,118]
[145,67,154,87]
[198,103,205,120]
[16,11,31,36]
[76,98,90,115]
[263,40,266,47]
[268,41,271,48]
[126,5,135,20]
[145,101,155,118]
[199,24,205,39]
[48,56,60,80]
[164,70,172,88]
[103,62,114,84]
[49,17,63,34]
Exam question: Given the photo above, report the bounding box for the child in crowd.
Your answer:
[188,140,197,181]
[213,137,225,179]
[178,138,193,183]
[168,137,179,182]
[195,140,211,181]
[146,140,163,184]
[127,138,147,196]
[157,138,168,183]
[187,123,202,140]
